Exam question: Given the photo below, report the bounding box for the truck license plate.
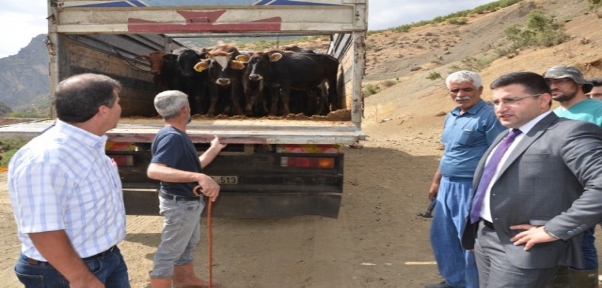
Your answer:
[211,176,238,185]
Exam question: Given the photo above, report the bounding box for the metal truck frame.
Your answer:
[0,0,367,218]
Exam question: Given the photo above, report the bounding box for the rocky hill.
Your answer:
[361,0,602,132]
[0,34,49,116]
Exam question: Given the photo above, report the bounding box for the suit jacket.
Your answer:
[461,113,602,269]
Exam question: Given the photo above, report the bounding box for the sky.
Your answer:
[0,0,493,58]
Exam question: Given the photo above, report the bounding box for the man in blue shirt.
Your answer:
[147,90,225,288]
[426,71,505,288]
[544,65,601,287]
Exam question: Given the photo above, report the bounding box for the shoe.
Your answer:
[149,271,172,288]
[425,281,454,288]
[173,263,221,288]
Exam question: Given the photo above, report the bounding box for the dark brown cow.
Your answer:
[194,44,245,116]
[237,50,339,116]
[236,52,270,116]
[139,51,178,91]
[176,49,208,115]
[282,45,316,54]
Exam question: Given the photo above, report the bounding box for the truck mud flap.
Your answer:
[122,189,341,218]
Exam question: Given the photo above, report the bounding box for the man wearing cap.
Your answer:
[586,78,602,100]
[544,65,602,287]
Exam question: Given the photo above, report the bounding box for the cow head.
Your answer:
[195,51,245,87]
[139,50,166,74]
[178,49,204,78]
[240,52,283,82]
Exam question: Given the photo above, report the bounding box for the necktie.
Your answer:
[469,129,522,224]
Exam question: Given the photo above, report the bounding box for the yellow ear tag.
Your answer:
[193,63,205,72]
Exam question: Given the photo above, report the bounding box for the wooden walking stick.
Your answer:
[194,185,213,286]
[207,197,213,286]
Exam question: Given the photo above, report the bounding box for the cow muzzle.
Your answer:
[249,74,263,81]
[216,78,231,86]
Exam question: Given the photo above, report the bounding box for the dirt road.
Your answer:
[2,119,601,287]
[0,120,448,288]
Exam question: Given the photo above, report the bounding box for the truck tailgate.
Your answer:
[0,118,366,145]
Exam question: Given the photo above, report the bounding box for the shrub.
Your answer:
[393,24,412,33]
[9,112,46,118]
[426,72,444,81]
[371,0,523,33]
[447,17,468,25]
[503,10,568,49]
[363,84,379,97]
[0,140,28,167]
[382,80,397,88]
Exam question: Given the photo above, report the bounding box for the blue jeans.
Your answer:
[576,226,598,270]
[430,176,479,288]
[150,194,204,278]
[14,246,130,288]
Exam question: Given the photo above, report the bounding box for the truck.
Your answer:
[0,0,367,218]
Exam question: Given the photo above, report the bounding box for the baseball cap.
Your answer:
[544,65,593,93]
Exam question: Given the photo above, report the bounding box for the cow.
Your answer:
[175,49,209,115]
[282,45,316,54]
[237,50,339,116]
[138,51,178,91]
[194,44,245,117]
[236,52,271,116]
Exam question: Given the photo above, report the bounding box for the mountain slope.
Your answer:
[362,0,602,131]
[0,34,49,111]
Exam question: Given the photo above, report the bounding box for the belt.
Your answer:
[26,245,118,266]
[481,219,495,230]
[159,191,201,202]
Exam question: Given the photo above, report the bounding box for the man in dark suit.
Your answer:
[461,71,602,287]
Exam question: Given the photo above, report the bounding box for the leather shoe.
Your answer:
[425,281,454,288]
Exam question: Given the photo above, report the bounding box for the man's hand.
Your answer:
[196,174,220,202]
[210,135,227,150]
[428,182,440,200]
[428,169,442,200]
[510,224,558,250]
[29,231,105,288]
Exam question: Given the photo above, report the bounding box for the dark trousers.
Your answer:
[15,246,130,288]
[474,223,558,288]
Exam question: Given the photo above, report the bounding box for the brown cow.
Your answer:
[138,50,178,91]
[194,45,245,116]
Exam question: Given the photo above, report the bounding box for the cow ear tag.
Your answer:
[193,62,205,72]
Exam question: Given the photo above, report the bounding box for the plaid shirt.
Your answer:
[8,120,126,260]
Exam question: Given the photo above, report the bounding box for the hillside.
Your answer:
[0,34,49,114]
[361,0,602,132]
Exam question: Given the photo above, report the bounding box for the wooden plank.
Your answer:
[54,6,363,34]
[0,119,365,144]
[64,37,158,117]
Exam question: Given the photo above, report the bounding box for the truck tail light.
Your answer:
[280,157,335,169]
[110,155,134,167]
